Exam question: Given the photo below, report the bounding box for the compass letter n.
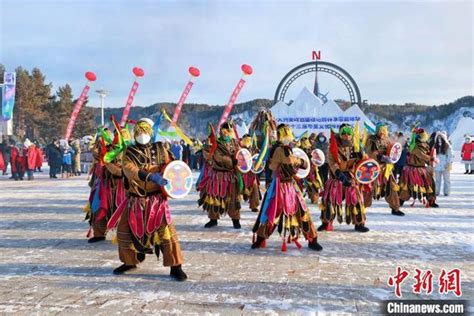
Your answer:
[312,51,321,60]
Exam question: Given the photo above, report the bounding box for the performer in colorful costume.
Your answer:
[85,126,128,243]
[251,124,323,251]
[319,124,370,232]
[108,118,186,280]
[399,128,438,207]
[299,136,323,204]
[364,123,404,216]
[249,109,277,186]
[196,127,214,209]
[240,134,261,212]
[200,121,242,229]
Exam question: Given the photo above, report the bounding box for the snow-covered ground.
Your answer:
[0,164,472,314]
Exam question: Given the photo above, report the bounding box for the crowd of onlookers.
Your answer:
[168,139,205,171]
[0,136,83,180]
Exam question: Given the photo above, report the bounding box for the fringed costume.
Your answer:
[201,122,242,229]
[399,129,436,207]
[85,154,125,242]
[108,118,187,280]
[300,137,323,204]
[364,124,403,216]
[251,124,322,251]
[319,124,370,232]
[240,134,261,212]
[84,126,127,243]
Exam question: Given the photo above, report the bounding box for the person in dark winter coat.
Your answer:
[0,138,12,175]
[46,139,62,178]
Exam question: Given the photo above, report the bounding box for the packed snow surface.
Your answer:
[0,164,472,314]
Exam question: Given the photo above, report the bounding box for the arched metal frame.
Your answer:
[274,61,362,106]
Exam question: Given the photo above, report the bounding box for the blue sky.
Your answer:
[0,0,472,108]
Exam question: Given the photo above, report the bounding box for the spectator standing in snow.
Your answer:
[181,140,190,165]
[461,135,473,174]
[62,146,73,178]
[71,140,82,176]
[0,137,12,176]
[433,131,453,196]
[46,139,62,179]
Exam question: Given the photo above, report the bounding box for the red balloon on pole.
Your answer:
[241,64,253,76]
[133,67,145,77]
[85,71,97,82]
[189,67,200,78]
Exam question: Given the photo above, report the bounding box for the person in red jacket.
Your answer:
[461,136,473,174]
[11,144,27,180]
[0,149,4,173]
[35,144,44,172]
[24,139,38,180]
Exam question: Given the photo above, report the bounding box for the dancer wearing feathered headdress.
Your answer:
[318,123,370,233]
[106,118,187,280]
[251,123,323,252]
[364,123,404,216]
[399,127,438,207]
[84,119,130,243]
[200,121,242,229]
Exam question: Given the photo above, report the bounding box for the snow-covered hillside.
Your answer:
[450,116,474,150]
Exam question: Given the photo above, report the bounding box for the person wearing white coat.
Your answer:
[433,131,452,196]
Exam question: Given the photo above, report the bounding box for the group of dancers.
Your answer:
[83,109,438,280]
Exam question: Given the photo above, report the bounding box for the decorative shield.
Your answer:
[251,153,266,174]
[292,147,310,179]
[162,161,193,199]
[354,158,380,184]
[311,149,325,167]
[236,148,252,173]
[387,142,402,164]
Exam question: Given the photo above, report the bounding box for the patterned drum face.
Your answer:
[163,161,194,199]
[355,158,380,184]
[292,147,310,179]
[251,153,266,174]
[236,148,253,173]
[311,149,325,167]
[387,142,402,164]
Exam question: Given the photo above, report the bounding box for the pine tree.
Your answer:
[54,84,75,140]
[29,68,51,141]
[13,67,34,140]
